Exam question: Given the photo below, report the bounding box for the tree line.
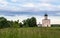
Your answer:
[0,17,37,28]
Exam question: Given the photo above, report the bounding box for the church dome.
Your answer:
[44,13,48,16]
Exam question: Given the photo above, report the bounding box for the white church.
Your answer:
[42,14,51,27]
[38,14,51,27]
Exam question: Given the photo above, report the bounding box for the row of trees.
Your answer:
[0,17,37,28]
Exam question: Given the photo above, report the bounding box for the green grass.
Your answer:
[0,27,60,38]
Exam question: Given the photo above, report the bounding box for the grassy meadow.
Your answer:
[0,27,60,38]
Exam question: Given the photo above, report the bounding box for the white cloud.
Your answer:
[0,0,60,11]
[11,0,17,2]
[0,0,8,9]
[39,0,59,3]
[14,3,60,11]
[22,3,35,7]
[39,0,51,3]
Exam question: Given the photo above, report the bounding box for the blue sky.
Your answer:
[0,0,60,24]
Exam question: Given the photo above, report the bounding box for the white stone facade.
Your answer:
[42,19,51,27]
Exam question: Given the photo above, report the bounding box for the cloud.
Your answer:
[11,0,17,2]
[20,3,60,11]
[39,0,60,4]
[22,3,35,7]
[0,0,60,11]
[39,0,51,3]
[0,0,8,9]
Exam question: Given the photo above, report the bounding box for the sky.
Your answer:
[0,0,60,24]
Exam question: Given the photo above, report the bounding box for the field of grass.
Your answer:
[0,27,60,38]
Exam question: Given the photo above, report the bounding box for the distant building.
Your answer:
[42,14,51,27]
[37,22,42,27]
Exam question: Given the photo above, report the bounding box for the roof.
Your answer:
[44,13,48,16]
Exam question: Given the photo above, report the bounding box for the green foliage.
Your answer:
[23,20,28,27]
[22,17,37,27]
[12,21,19,28]
[8,20,20,28]
[0,17,20,28]
[30,17,37,27]
[0,17,10,28]
[19,22,23,27]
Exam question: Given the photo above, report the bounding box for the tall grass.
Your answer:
[0,27,60,38]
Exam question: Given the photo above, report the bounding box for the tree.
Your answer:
[0,17,10,28]
[12,20,20,28]
[19,22,23,27]
[22,17,37,27]
[22,20,28,27]
[29,17,37,27]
